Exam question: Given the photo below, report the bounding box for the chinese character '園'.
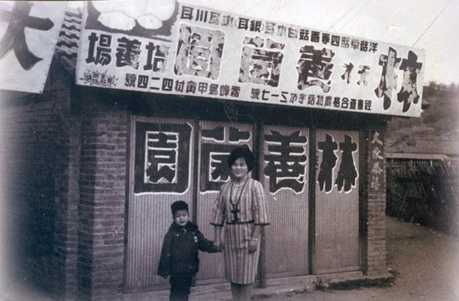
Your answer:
[145,131,179,184]
[135,122,191,194]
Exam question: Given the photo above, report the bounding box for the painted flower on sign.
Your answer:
[93,0,176,31]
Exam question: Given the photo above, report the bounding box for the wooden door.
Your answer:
[196,121,254,282]
[125,117,195,290]
[314,129,360,274]
[261,125,309,277]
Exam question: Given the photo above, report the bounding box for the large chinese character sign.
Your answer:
[261,125,310,275]
[314,129,360,273]
[76,1,425,117]
[134,121,192,194]
[317,132,358,194]
[199,122,253,192]
[264,127,308,194]
[0,2,66,93]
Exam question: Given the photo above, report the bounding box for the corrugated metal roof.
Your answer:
[386,152,459,160]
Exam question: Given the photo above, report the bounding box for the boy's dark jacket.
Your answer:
[158,221,219,278]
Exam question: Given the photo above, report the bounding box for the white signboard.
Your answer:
[76,1,425,117]
[0,2,66,94]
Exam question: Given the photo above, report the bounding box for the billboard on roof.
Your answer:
[0,2,66,93]
[76,0,425,117]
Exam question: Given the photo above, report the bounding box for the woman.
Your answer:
[211,145,269,301]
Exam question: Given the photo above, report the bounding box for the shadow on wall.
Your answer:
[2,100,59,296]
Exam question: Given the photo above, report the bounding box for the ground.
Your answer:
[1,216,458,300]
[271,216,459,301]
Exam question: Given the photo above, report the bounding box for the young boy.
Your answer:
[158,200,220,301]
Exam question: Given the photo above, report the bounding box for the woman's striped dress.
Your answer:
[211,177,269,285]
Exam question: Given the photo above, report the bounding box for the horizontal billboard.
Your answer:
[0,2,66,93]
[76,1,425,117]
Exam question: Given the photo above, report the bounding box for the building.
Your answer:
[1,2,426,300]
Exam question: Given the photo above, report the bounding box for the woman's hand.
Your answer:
[248,238,258,254]
[215,241,224,251]
[214,227,224,251]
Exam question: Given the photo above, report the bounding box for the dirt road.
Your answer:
[272,216,459,301]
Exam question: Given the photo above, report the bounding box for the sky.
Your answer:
[70,0,459,85]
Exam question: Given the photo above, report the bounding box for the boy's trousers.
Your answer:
[170,275,193,301]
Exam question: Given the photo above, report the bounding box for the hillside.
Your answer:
[386,85,459,156]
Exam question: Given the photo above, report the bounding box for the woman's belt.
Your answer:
[226,220,254,225]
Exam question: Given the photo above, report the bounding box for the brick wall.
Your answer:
[364,127,388,277]
[0,60,80,298]
[78,93,129,300]
[1,98,57,290]
[52,92,81,299]
[1,71,390,299]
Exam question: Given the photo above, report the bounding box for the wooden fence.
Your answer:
[386,155,459,235]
